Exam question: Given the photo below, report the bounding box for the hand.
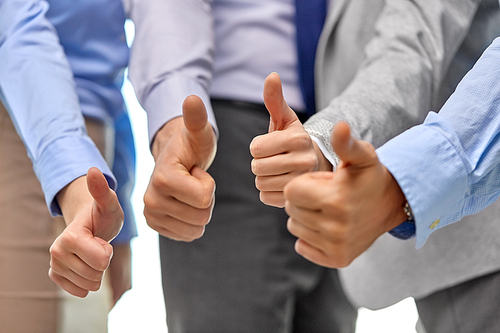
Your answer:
[283,122,407,268]
[49,167,124,297]
[107,243,132,306]
[250,73,331,208]
[144,95,216,241]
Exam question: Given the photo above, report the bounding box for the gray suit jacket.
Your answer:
[306,0,500,309]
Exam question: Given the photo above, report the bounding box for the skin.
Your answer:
[144,95,217,242]
[50,167,124,298]
[250,73,331,208]
[251,72,407,268]
[283,122,408,268]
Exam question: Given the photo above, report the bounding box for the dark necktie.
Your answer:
[295,0,327,117]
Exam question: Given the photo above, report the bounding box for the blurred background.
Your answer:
[107,20,419,333]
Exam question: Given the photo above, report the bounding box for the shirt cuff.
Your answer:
[310,136,339,171]
[376,114,469,249]
[35,135,116,216]
[387,221,416,240]
[143,75,218,144]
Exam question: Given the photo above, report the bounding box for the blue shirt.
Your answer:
[0,0,136,242]
[45,0,136,244]
[46,0,129,123]
[377,37,500,249]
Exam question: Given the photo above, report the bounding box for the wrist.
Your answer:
[404,201,415,223]
[56,176,93,226]
[151,116,184,159]
[312,141,333,171]
[383,167,409,231]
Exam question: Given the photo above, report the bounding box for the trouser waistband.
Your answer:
[211,98,310,124]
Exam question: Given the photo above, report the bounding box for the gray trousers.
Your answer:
[415,270,500,333]
[159,99,357,333]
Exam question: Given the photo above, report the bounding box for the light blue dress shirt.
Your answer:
[0,0,136,242]
[45,0,129,123]
[377,37,500,249]
[45,0,137,243]
[0,0,113,214]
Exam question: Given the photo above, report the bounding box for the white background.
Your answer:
[107,21,419,333]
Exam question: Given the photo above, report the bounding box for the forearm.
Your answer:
[151,117,184,160]
[0,0,115,215]
[306,0,482,157]
[0,0,85,155]
[378,122,469,248]
[127,0,217,143]
[56,176,93,226]
[378,37,500,248]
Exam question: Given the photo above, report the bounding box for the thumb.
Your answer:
[182,95,217,170]
[95,236,114,263]
[87,167,123,240]
[331,122,375,167]
[87,167,120,212]
[182,95,214,144]
[264,72,298,132]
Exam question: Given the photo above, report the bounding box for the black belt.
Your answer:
[211,98,310,124]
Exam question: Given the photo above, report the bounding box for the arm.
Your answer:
[284,37,500,267]
[305,0,485,162]
[0,0,122,296]
[0,0,115,214]
[127,0,217,142]
[127,0,217,240]
[250,0,486,208]
[44,0,135,304]
[378,37,500,248]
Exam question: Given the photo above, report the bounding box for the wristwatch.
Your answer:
[404,201,415,223]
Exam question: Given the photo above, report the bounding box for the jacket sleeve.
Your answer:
[305,0,487,161]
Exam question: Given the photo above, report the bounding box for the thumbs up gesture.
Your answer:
[250,73,330,208]
[144,95,216,241]
[49,167,124,297]
[283,122,408,268]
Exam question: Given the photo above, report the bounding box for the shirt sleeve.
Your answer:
[110,111,138,244]
[126,0,217,143]
[377,37,500,249]
[0,0,115,216]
